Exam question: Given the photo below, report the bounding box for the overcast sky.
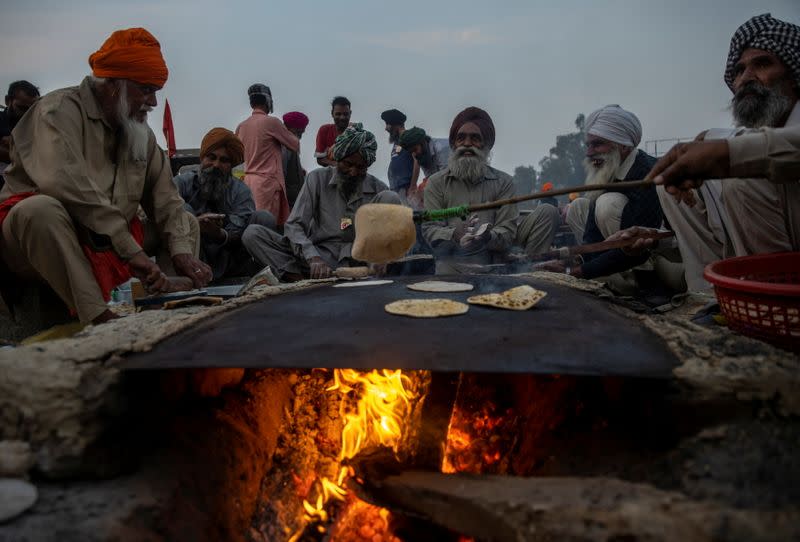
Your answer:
[1,0,798,178]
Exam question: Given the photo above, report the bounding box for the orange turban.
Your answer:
[200,128,244,166]
[89,28,169,88]
[541,182,554,192]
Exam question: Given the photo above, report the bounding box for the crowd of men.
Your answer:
[0,13,798,328]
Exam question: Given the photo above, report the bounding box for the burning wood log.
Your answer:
[351,471,800,542]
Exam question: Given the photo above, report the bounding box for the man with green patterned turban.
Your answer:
[242,123,402,280]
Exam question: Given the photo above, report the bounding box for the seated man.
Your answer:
[652,13,800,292]
[0,28,210,325]
[560,105,681,293]
[242,124,401,280]
[173,127,276,281]
[422,107,558,274]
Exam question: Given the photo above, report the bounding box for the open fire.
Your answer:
[289,369,420,541]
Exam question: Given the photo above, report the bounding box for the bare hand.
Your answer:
[605,226,660,255]
[197,213,225,238]
[172,253,213,288]
[536,259,567,273]
[128,251,169,294]
[308,256,332,279]
[646,140,730,205]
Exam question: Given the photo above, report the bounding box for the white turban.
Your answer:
[585,105,642,148]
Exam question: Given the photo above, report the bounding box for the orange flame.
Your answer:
[292,369,416,539]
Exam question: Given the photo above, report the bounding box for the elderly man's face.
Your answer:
[5,91,38,123]
[332,104,351,131]
[123,80,159,123]
[731,48,797,128]
[200,147,234,177]
[337,151,368,181]
[585,135,617,166]
[454,122,483,154]
[733,48,796,97]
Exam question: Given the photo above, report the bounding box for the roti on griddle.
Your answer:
[467,285,547,311]
[407,280,474,293]
[334,280,393,288]
[385,298,469,318]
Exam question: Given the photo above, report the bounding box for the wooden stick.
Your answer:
[468,179,654,213]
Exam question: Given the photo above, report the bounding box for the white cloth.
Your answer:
[585,105,642,147]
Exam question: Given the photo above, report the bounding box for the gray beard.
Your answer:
[198,167,230,203]
[731,81,794,128]
[583,148,622,185]
[115,82,150,161]
[335,171,364,199]
[448,146,488,182]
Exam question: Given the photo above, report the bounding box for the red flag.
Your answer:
[162,99,176,158]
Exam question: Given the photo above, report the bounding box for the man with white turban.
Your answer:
[242,124,401,280]
[556,105,680,294]
[641,13,800,292]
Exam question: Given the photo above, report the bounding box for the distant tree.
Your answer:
[512,165,537,195]
[537,113,586,189]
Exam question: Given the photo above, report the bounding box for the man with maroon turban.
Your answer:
[0,28,210,326]
[421,107,558,274]
[173,127,276,280]
[281,111,309,207]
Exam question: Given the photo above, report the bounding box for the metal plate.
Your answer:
[122,275,678,377]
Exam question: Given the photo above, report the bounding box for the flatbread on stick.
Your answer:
[385,298,469,318]
[407,281,474,293]
[467,285,547,311]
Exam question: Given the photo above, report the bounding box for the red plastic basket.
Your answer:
[704,252,800,352]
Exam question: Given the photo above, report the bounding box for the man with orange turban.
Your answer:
[173,127,276,280]
[422,107,558,274]
[0,27,210,326]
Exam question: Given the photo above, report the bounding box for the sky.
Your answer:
[1,0,798,179]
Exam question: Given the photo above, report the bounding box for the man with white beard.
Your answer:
[558,105,674,292]
[647,13,800,291]
[0,28,209,325]
[422,107,559,274]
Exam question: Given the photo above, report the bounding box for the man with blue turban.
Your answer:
[242,124,401,280]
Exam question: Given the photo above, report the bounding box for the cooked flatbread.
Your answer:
[467,285,547,311]
[385,298,469,318]
[334,280,394,288]
[407,281,474,293]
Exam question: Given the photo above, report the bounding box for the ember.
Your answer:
[442,375,518,475]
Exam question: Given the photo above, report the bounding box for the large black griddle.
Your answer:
[122,275,677,377]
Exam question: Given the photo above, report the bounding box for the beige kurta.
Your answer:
[658,114,800,291]
[2,76,194,259]
[422,165,518,273]
[0,77,196,322]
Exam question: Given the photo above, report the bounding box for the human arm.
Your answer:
[283,171,323,261]
[484,175,518,253]
[421,175,458,247]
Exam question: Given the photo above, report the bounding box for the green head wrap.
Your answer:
[399,126,427,149]
[332,123,377,166]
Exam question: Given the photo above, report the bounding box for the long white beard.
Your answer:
[448,146,489,183]
[116,83,151,161]
[583,148,622,185]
